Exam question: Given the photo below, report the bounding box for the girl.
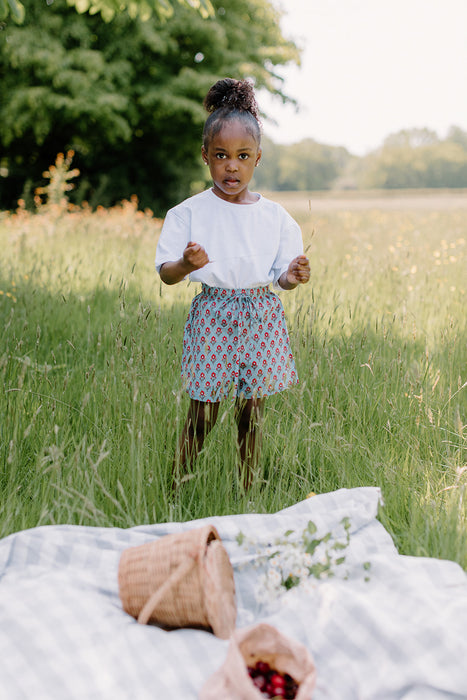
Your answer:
[155,78,310,490]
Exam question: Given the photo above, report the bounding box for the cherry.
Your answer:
[270,673,286,688]
[246,661,298,699]
[267,682,286,697]
[252,674,266,691]
[271,688,286,698]
[256,661,271,674]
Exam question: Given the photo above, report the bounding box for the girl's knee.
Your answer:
[235,397,264,431]
[189,399,219,436]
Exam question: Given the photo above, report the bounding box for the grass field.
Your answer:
[1,191,466,571]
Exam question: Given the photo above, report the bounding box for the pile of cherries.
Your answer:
[247,660,299,699]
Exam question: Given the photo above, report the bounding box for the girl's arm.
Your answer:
[278,254,310,290]
[159,241,209,285]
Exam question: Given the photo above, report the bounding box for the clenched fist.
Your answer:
[183,241,210,271]
[285,255,310,286]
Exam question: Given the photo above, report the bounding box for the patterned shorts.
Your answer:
[181,285,298,402]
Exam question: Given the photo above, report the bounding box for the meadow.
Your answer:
[1,192,466,571]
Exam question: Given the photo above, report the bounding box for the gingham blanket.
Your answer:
[1,487,466,699]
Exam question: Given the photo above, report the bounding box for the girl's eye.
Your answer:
[239,153,249,160]
[215,153,227,159]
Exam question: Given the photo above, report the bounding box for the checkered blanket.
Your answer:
[1,487,466,699]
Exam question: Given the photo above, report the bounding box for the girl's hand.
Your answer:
[159,241,210,285]
[183,241,210,271]
[285,255,310,286]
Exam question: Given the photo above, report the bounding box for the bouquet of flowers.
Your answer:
[237,516,370,607]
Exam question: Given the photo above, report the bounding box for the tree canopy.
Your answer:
[0,0,299,212]
[253,137,353,192]
[0,0,214,25]
[360,127,467,189]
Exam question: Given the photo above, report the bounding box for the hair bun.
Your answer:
[204,78,259,120]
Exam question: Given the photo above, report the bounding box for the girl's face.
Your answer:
[202,119,261,204]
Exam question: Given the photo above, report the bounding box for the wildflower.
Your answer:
[236,515,369,608]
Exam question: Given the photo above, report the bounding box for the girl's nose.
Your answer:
[226,159,238,171]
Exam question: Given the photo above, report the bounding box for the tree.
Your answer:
[447,126,467,151]
[360,128,467,189]
[0,0,299,212]
[0,0,214,25]
[254,138,351,191]
[383,128,439,149]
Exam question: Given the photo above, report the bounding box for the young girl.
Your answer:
[155,78,310,490]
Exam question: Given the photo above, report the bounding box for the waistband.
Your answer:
[200,285,273,331]
[200,284,270,299]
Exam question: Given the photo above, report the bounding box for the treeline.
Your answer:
[254,127,467,192]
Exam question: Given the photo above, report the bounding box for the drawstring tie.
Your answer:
[216,293,263,332]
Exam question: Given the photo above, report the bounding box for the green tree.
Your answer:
[0,0,214,25]
[251,136,281,190]
[0,0,299,212]
[254,138,351,191]
[360,128,467,189]
[446,125,467,151]
[383,127,439,149]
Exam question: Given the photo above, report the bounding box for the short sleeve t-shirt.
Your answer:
[155,189,303,289]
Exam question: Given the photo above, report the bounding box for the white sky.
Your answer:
[259,0,467,155]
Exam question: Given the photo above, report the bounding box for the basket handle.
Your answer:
[137,554,198,625]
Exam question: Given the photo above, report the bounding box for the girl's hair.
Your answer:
[202,78,261,148]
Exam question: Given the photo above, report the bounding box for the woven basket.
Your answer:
[118,524,236,639]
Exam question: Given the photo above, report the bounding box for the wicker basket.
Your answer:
[118,524,236,639]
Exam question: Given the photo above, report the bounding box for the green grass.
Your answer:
[1,194,466,570]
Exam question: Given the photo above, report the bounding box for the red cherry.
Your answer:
[252,674,266,691]
[255,661,270,674]
[270,673,285,688]
[271,686,286,698]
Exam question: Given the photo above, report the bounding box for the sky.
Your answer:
[259,0,467,155]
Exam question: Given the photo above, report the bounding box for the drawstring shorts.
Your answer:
[181,285,298,402]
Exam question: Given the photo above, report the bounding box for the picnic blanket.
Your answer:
[0,486,466,699]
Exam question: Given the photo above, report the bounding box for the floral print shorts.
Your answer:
[181,285,298,402]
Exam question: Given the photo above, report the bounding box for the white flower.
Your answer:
[237,516,363,609]
[267,568,282,587]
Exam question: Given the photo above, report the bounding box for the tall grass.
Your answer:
[1,194,466,570]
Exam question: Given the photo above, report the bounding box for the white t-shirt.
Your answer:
[155,189,303,290]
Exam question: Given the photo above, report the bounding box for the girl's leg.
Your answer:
[173,399,220,484]
[234,396,265,490]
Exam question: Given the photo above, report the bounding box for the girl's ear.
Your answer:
[255,148,262,167]
[201,145,208,164]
